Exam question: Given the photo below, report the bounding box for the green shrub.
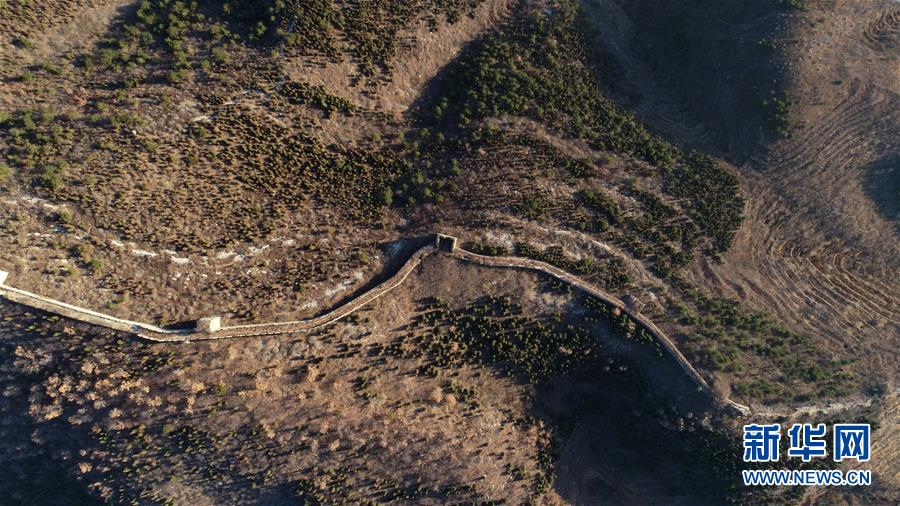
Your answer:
[72,243,92,259]
[39,61,64,75]
[762,91,792,138]
[279,81,357,116]
[166,69,190,84]
[210,45,230,65]
[15,37,34,49]
[87,259,103,274]
[464,240,508,256]
[37,162,65,190]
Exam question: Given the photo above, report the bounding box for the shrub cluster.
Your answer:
[279,81,357,117]
[426,1,677,168]
[409,295,639,385]
[112,0,487,79]
[424,0,745,258]
[670,278,854,402]
[667,152,743,253]
[0,109,76,193]
[514,242,631,291]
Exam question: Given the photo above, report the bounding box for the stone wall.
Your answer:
[0,235,750,414]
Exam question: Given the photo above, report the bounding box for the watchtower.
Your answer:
[435,233,458,252]
[195,316,222,333]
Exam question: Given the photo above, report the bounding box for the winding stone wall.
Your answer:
[0,235,751,415]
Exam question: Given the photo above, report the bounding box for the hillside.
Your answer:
[0,0,897,503]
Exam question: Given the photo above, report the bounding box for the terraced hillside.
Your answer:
[687,0,900,388]
[581,1,899,498]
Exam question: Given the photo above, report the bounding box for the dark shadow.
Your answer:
[403,290,739,504]
[580,0,791,164]
[537,367,738,505]
[863,155,899,229]
[532,309,736,504]
[406,29,492,131]
[538,293,739,504]
[162,319,198,331]
[0,303,102,506]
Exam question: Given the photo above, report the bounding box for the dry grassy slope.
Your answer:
[847,392,900,499]
[282,0,514,117]
[0,0,115,39]
[579,0,898,383]
[0,0,513,327]
[577,4,898,495]
[0,1,896,502]
[1,0,893,396]
[0,0,133,78]
[0,254,730,505]
[694,0,900,369]
[723,7,900,496]
[0,192,402,325]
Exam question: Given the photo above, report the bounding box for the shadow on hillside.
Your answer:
[399,287,740,504]
[537,367,738,505]
[0,303,102,506]
[407,26,488,131]
[534,294,738,504]
[579,0,790,164]
[863,155,900,229]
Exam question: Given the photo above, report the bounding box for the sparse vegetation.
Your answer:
[668,152,744,253]
[279,81,357,117]
[514,242,631,291]
[106,0,488,80]
[0,162,11,183]
[0,289,743,504]
[762,90,793,138]
[0,0,892,503]
[420,1,744,263]
[427,2,679,169]
[669,279,855,403]
[0,109,76,193]
[408,295,606,381]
